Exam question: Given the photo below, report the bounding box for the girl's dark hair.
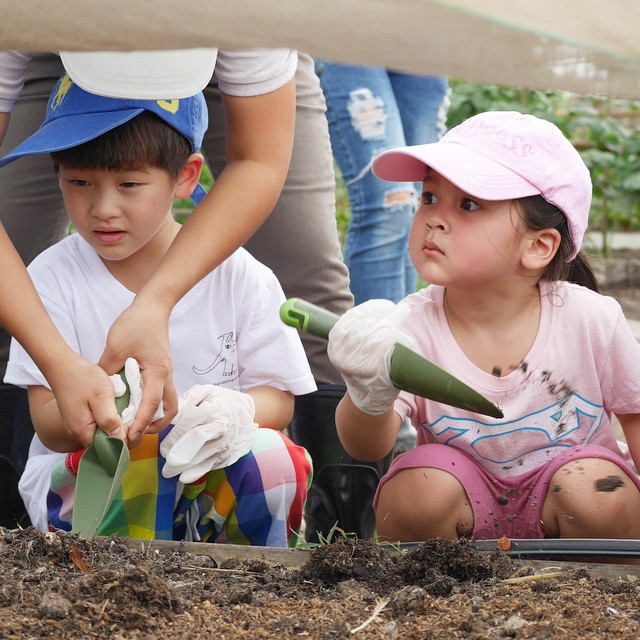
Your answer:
[51,111,191,179]
[517,195,599,292]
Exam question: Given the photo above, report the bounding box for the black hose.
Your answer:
[387,538,640,559]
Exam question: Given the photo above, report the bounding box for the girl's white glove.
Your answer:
[327,299,415,415]
[160,385,257,484]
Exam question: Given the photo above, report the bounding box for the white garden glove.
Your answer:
[327,299,415,415]
[109,357,165,428]
[160,385,258,484]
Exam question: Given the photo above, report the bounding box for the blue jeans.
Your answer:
[316,61,449,303]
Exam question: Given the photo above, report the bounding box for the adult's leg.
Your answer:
[317,63,436,454]
[202,52,353,385]
[316,61,417,304]
[390,73,449,293]
[389,73,449,147]
[0,53,66,527]
[202,55,400,540]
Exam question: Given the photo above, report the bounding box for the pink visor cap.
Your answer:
[372,111,592,260]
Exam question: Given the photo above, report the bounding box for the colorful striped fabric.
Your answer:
[48,427,312,548]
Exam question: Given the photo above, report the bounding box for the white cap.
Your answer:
[59,49,218,100]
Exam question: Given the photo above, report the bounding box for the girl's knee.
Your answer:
[543,457,640,537]
[375,467,473,542]
[549,458,636,498]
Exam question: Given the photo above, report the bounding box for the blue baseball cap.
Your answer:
[0,73,209,203]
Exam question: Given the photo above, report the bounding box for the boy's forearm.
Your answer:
[246,386,294,431]
[27,386,82,452]
[336,394,400,462]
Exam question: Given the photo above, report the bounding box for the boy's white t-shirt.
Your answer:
[394,281,640,478]
[6,233,316,528]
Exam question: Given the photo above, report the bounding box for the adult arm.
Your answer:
[0,111,9,143]
[99,76,296,442]
[0,224,126,446]
[0,51,126,444]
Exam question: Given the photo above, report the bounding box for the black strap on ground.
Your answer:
[391,538,640,559]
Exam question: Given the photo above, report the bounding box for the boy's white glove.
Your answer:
[109,357,164,428]
[160,385,258,484]
[327,299,415,415]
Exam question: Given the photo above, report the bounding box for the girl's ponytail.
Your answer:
[518,195,598,292]
[566,252,599,292]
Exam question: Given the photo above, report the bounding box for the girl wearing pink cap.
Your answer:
[327,111,640,542]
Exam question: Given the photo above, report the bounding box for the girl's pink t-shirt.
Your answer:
[395,281,640,478]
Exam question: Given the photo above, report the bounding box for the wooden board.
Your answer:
[1,0,640,99]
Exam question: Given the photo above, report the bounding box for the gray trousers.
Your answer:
[0,52,353,384]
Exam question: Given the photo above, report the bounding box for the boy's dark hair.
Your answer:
[518,195,599,292]
[51,111,192,178]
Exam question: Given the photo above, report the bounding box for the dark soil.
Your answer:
[2,527,640,639]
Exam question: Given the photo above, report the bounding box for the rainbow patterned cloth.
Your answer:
[47,427,312,548]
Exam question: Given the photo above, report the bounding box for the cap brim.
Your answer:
[0,109,142,168]
[60,49,217,100]
[372,141,541,201]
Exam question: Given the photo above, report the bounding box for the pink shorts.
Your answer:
[374,444,640,539]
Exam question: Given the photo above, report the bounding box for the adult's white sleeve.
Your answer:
[0,51,32,111]
[214,49,297,97]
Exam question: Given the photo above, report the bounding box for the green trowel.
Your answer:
[71,370,130,537]
[280,298,503,418]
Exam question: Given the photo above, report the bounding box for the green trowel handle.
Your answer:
[280,297,338,340]
[280,297,503,419]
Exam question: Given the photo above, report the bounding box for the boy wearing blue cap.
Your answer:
[1,74,316,546]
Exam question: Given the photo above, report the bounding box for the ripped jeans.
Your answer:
[316,61,449,303]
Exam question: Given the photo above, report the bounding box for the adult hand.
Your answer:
[327,299,415,415]
[0,221,126,448]
[45,353,127,448]
[98,296,178,447]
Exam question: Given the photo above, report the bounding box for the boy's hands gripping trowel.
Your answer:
[71,370,130,537]
[280,298,503,418]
